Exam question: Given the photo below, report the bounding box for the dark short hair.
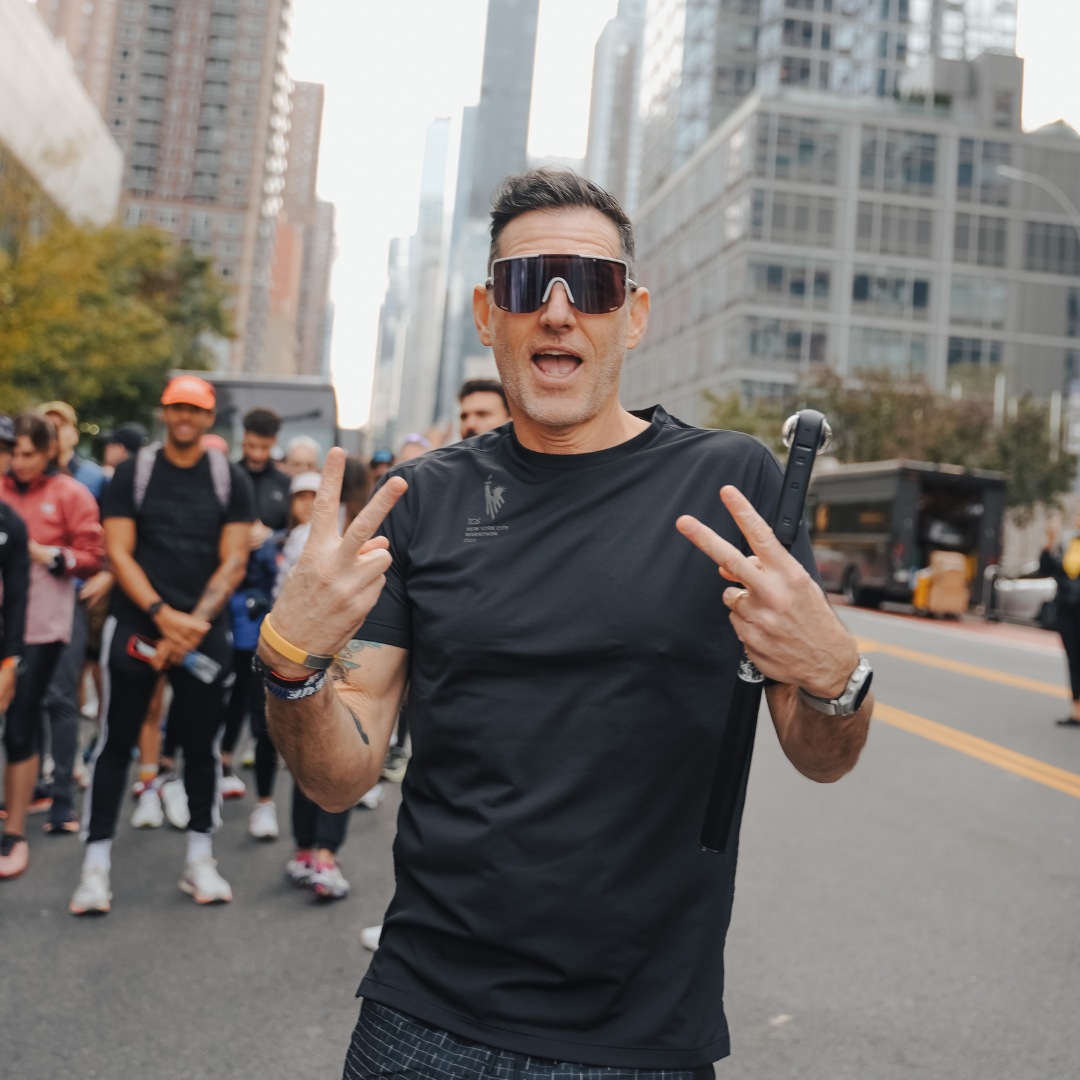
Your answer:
[458,379,508,410]
[14,413,54,453]
[243,408,282,438]
[489,168,635,274]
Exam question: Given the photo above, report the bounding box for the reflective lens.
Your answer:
[488,255,632,314]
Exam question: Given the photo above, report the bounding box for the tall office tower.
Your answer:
[584,0,646,212]
[909,0,1017,63]
[37,0,294,374]
[432,0,541,430]
[639,1,761,201]
[263,80,336,376]
[400,117,453,440]
[369,238,411,453]
[467,0,541,218]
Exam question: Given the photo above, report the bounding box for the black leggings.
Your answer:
[1058,601,1080,701]
[219,646,255,756]
[2,642,64,764]
[292,784,350,854]
[85,615,233,841]
[244,653,279,799]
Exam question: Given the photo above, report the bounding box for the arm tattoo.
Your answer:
[329,638,383,683]
[191,553,246,623]
[345,705,370,745]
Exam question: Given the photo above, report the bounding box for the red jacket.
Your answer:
[0,470,104,645]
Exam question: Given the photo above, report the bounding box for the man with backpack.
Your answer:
[70,375,255,915]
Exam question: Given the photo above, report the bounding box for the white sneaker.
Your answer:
[131,788,164,829]
[179,855,233,904]
[356,783,384,810]
[69,864,111,915]
[160,778,190,830]
[284,852,315,886]
[312,860,350,900]
[360,923,382,951]
[220,773,246,799]
[248,801,279,840]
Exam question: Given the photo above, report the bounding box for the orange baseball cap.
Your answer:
[161,375,216,410]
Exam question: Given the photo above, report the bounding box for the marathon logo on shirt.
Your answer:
[463,474,510,543]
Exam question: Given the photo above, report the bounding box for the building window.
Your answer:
[1025,221,1080,276]
[849,326,928,377]
[851,267,931,320]
[947,337,1002,368]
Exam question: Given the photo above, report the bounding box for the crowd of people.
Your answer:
[0,375,511,909]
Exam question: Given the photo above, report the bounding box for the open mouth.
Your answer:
[532,351,582,379]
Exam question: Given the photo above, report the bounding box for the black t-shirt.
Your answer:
[102,450,255,620]
[357,406,819,1069]
[241,459,291,533]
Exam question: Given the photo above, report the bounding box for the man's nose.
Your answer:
[539,280,575,328]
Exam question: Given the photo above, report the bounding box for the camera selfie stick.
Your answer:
[700,409,831,853]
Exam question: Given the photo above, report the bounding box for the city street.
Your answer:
[2,605,1079,1079]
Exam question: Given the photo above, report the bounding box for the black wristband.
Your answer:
[146,599,164,619]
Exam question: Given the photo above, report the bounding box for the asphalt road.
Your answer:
[2,606,1078,1079]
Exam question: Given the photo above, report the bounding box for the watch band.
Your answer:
[146,599,164,618]
[797,657,873,717]
[258,614,335,671]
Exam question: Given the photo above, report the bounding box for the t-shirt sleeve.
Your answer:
[100,457,137,520]
[356,472,412,650]
[226,463,256,525]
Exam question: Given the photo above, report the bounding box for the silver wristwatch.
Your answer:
[797,656,873,716]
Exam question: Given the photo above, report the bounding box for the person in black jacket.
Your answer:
[0,416,30,720]
[1039,507,1080,727]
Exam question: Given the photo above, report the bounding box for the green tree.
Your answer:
[0,218,230,429]
[704,371,1076,522]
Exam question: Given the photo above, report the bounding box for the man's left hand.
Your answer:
[677,485,858,698]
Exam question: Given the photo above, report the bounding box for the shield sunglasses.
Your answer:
[486,254,637,315]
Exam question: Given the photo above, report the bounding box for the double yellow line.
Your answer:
[858,638,1080,801]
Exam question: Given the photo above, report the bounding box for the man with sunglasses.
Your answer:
[260,169,871,1078]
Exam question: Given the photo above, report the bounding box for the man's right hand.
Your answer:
[153,606,211,654]
[263,449,407,677]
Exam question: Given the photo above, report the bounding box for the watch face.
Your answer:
[851,662,873,711]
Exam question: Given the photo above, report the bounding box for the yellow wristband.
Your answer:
[259,615,335,670]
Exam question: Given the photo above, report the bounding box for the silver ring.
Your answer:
[730,588,749,611]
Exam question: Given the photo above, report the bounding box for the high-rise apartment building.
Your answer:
[584,0,647,212]
[625,53,1080,423]
[36,0,294,374]
[636,0,1018,201]
[264,80,336,376]
[910,0,1018,63]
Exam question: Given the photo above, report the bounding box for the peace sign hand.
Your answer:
[267,449,407,677]
[676,485,858,698]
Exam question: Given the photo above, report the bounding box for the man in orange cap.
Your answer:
[71,375,256,914]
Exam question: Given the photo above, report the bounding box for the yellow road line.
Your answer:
[856,638,1068,700]
[874,703,1080,800]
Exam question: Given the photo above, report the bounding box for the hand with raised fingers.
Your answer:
[264,448,407,677]
[676,485,858,698]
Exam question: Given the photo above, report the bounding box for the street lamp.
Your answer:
[996,164,1080,239]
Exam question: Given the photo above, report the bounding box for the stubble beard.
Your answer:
[496,348,626,434]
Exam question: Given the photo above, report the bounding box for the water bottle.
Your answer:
[180,650,222,684]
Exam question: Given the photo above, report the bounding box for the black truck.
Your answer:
[808,459,1006,609]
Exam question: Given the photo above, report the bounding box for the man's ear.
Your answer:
[473,283,493,347]
[626,286,650,350]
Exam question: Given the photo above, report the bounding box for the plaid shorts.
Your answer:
[343,1000,714,1080]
